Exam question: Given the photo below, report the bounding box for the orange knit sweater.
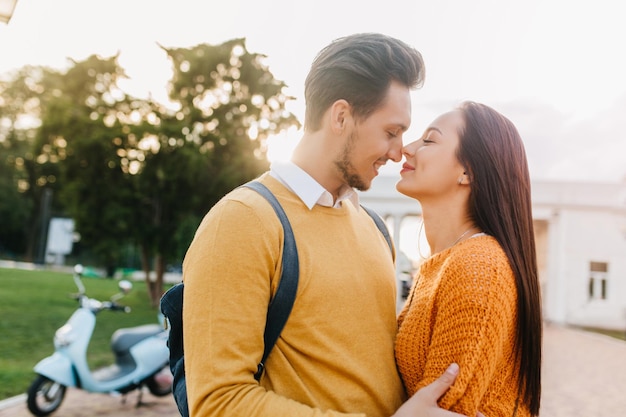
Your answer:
[395,235,529,417]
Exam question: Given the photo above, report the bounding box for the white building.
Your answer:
[359,176,626,331]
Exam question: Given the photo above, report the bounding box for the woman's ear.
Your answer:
[457,171,470,185]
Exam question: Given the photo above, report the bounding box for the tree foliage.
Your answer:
[160,38,299,207]
[0,38,300,306]
[0,65,63,260]
[0,128,32,257]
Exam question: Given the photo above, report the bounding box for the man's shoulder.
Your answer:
[204,176,301,224]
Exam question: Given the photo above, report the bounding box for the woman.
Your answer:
[394,101,542,417]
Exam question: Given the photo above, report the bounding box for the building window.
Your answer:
[588,261,608,300]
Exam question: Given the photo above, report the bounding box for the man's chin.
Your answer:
[346,172,371,191]
[354,179,372,192]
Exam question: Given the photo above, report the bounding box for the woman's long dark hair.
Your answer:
[457,101,542,415]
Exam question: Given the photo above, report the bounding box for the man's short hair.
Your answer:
[304,33,425,132]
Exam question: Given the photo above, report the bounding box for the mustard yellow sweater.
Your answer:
[395,235,529,417]
[183,174,405,417]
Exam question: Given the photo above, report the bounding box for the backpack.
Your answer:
[159,180,392,417]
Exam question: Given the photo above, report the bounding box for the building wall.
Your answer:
[548,209,626,329]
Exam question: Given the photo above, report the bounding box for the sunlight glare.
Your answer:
[266,126,300,163]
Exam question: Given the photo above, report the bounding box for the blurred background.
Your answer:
[1,0,625,318]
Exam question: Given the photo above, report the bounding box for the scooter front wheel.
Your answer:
[27,375,66,416]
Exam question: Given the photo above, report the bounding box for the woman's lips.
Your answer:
[400,163,414,174]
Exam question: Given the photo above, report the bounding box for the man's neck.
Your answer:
[291,134,346,200]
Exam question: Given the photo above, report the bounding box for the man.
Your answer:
[183,33,474,417]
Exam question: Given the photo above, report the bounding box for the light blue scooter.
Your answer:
[27,265,172,416]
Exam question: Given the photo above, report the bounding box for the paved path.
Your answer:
[2,324,625,416]
[540,324,626,416]
[0,390,177,417]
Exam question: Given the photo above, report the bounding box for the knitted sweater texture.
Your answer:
[183,174,404,417]
[395,235,529,417]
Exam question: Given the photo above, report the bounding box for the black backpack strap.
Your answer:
[360,205,393,255]
[243,180,299,380]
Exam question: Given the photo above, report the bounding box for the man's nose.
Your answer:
[388,137,403,163]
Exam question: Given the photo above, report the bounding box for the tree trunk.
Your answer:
[153,253,166,308]
[141,244,157,306]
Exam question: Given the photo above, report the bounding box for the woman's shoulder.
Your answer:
[454,234,508,264]
[440,235,516,301]
[444,235,513,282]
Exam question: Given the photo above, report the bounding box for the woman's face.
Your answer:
[396,109,467,200]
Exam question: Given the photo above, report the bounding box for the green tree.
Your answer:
[129,38,300,304]
[0,65,62,261]
[36,55,137,274]
[0,39,300,307]
[0,128,32,257]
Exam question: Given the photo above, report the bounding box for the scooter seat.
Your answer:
[111,324,162,354]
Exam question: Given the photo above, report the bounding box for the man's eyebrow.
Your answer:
[390,123,409,132]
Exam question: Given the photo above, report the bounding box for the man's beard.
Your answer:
[334,131,369,191]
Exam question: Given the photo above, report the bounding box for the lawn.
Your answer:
[0,267,170,400]
[578,326,626,341]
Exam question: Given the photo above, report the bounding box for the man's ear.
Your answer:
[329,99,352,135]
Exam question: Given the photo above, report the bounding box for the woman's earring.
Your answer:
[457,177,463,185]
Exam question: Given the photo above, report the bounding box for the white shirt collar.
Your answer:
[270,160,359,209]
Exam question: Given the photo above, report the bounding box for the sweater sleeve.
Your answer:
[419,243,518,415]
[183,193,364,417]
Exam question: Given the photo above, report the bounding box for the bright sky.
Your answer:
[1,0,625,185]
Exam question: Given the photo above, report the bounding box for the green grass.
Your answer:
[0,267,169,400]
[578,326,626,341]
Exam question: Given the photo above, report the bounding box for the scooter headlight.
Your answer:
[54,323,75,347]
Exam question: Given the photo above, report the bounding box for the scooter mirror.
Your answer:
[74,264,84,274]
[118,280,133,294]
